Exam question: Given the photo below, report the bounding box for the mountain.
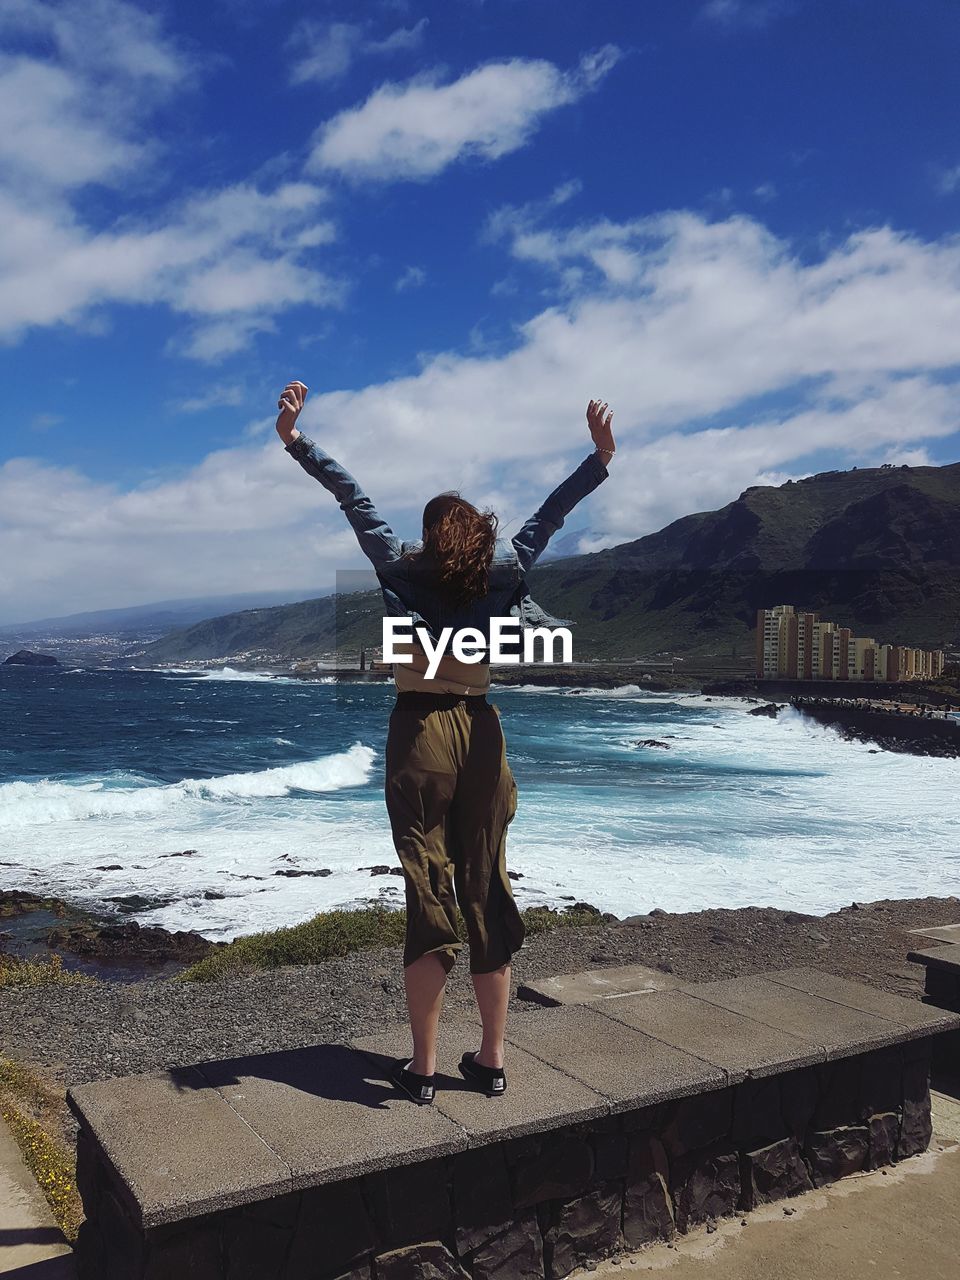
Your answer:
[524,460,960,658]
[0,589,330,637]
[126,593,365,665]
[134,461,960,665]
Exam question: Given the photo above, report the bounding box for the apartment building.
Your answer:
[755,605,945,682]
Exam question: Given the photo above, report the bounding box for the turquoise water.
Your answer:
[2,665,958,939]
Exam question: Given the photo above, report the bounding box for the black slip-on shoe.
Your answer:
[458,1051,506,1098]
[390,1058,436,1105]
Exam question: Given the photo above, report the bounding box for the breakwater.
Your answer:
[791,697,960,758]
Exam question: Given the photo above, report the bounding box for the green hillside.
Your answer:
[135,460,960,664]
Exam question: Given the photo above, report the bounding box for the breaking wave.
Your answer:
[0,743,375,828]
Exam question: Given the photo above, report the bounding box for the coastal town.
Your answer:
[757,604,945,682]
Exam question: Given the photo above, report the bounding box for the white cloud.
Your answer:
[0,0,187,86]
[288,17,428,85]
[0,182,341,356]
[0,2,344,359]
[307,47,621,181]
[0,54,146,191]
[701,0,791,27]
[580,377,959,548]
[172,385,247,414]
[0,0,190,195]
[172,316,277,364]
[883,446,934,467]
[394,265,426,292]
[29,413,65,432]
[936,165,960,195]
[5,209,960,619]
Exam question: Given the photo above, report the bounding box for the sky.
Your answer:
[2,0,960,625]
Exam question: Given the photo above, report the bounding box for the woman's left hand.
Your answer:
[276,381,308,445]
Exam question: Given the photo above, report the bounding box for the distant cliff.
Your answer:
[133,595,362,665]
[136,460,960,664]
[523,459,960,658]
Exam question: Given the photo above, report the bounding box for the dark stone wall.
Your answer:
[792,701,960,756]
[920,965,960,1072]
[74,1038,934,1280]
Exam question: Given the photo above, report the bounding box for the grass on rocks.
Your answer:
[179,903,608,982]
[0,1056,83,1241]
[0,953,95,989]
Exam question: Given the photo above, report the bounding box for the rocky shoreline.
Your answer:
[0,890,222,981]
[1,895,958,1093]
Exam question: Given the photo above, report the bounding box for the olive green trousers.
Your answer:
[384,691,526,974]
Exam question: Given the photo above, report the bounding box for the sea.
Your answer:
[1,665,958,942]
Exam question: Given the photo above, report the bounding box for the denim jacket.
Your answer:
[285,432,609,656]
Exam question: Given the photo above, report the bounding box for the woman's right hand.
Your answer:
[587,399,615,461]
[276,380,308,445]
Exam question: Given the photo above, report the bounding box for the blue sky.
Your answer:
[2,0,960,623]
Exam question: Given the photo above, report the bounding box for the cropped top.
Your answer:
[391,637,491,696]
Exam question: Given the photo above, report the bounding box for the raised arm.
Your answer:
[276,381,403,569]
[511,399,616,572]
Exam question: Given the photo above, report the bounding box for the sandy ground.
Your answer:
[0,1116,74,1276]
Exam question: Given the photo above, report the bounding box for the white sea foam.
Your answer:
[562,684,644,698]
[491,682,644,697]
[0,744,374,828]
[161,666,298,683]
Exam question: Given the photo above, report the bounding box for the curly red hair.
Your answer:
[414,492,498,605]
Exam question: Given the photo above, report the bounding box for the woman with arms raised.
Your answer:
[277,383,615,1104]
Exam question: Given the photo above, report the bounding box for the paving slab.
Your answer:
[931,1089,960,1142]
[196,1042,467,1193]
[906,923,960,945]
[907,944,960,974]
[517,963,682,1007]
[503,1005,725,1114]
[591,1144,960,1280]
[353,1018,608,1145]
[679,975,911,1061]
[764,967,960,1039]
[600,988,822,1083]
[0,1115,76,1277]
[67,1066,291,1228]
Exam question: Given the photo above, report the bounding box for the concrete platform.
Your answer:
[764,967,960,1038]
[680,973,932,1060]
[600,988,821,1083]
[195,1043,467,1195]
[353,1017,608,1144]
[502,1004,726,1113]
[907,943,960,974]
[907,923,960,945]
[67,1064,293,1227]
[0,1115,76,1277]
[517,962,682,1007]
